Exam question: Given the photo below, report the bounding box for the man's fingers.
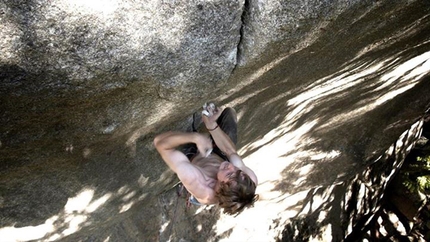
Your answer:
[205,148,213,157]
[202,102,223,126]
[207,104,215,116]
[202,102,217,117]
[212,107,222,119]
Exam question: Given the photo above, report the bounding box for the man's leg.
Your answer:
[183,107,238,160]
[217,107,238,145]
[211,107,238,160]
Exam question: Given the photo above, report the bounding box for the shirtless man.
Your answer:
[154,104,258,215]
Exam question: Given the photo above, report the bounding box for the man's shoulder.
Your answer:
[176,162,204,182]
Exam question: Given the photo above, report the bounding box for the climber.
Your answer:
[154,103,258,215]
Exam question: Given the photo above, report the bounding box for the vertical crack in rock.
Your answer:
[232,0,249,73]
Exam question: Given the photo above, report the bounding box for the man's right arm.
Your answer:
[153,131,212,173]
[153,131,215,201]
[206,124,237,157]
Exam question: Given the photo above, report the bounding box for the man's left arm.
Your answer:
[201,106,258,185]
[207,126,258,184]
[228,153,258,185]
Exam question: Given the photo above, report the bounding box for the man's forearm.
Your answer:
[208,127,236,156]
[154,131,197,150]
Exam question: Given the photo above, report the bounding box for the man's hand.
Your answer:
[202,103,222,130]
[201,103,237,157]
[194,133,213,157]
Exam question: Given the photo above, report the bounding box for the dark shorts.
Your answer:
[182,107,237,161]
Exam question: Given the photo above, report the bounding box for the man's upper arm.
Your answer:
[157,148,213,201]
[228,153,258,185]
[156,148,197,179]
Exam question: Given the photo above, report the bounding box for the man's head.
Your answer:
[215,162,257,215]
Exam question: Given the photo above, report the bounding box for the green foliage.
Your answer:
[402,154,430,194]
[417,155,430,164]
[417,176,430,191]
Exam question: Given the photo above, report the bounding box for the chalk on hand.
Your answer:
[202,110,210,117]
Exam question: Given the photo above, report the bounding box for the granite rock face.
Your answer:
[1,0,430,241]
[0,0,244,165]
[1,0,243,99]
[238,0,361,66]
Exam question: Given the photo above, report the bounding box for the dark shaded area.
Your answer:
[343,117,430,241]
